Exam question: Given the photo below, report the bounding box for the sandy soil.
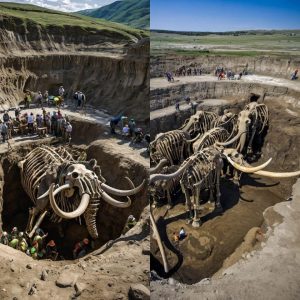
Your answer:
[151,179,300,300]
[151,174,283,284]
[150,75,300,92]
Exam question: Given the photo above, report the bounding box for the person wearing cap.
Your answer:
[73,238,89,259]
[46,240,58,260]
[0,231,9,245]
[18,232,28,252]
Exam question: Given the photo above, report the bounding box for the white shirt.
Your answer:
[66,124,72,133]
[123,126,129,134]
[28,115,34,124]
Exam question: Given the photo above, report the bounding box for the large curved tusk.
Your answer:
[150,159,169,174]
[254,170,300,178]
[49,184,89,219]
[101,179,145,197]
[186,133,201,143]
[37,183,71,200]
[150,158,193,183]
[216,130,245,146]
[101,191,131,208]
[226,156,272,173]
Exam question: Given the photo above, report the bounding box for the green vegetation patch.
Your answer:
[78,0,150,30]
[0,2,148,40]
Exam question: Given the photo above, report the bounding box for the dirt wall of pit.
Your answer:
[0,15,150,124]
[150,80,300,111]
[0,135,148,254]
[150,55,300,79]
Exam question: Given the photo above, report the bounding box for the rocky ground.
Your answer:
[0,207,150,300]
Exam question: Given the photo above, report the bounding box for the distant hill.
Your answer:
[0,2,147,41]
[78,0,149,30]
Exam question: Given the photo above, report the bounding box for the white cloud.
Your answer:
[0,0,117,12]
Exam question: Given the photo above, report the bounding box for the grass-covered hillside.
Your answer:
[0,2,148,40]
[78,0,149,30]
[151,30,300,57]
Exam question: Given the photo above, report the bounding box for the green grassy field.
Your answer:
[151,30,300,57]
[0,2,148,40]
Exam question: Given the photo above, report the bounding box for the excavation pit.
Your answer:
[150,78,300,284]
[0,117,148,261]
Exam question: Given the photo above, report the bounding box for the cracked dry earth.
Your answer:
[0,207,150,300]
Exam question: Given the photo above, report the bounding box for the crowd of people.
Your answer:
[215,66,247,80]
[0,85,80,144]
[0,107,73,143]
[0,226,91,260]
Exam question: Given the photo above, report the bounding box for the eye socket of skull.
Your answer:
[72,172,79,179]
[68,166,75,172]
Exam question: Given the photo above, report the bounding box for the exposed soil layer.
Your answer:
[150,55,300,78]
[151,175,282,284]
[0,15,150,124]
[150,75,300,111]
[151,179,300,300]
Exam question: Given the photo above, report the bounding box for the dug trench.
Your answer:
[150,82,300,284]
[0,118,148,261]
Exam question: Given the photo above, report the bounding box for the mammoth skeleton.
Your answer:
[154,146,300,228]
[150,111,222,166]
[218,102,269,155]
[18,146,145,239]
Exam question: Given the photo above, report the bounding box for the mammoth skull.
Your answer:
[39,161,145,239]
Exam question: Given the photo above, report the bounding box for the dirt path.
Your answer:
[150,75,300,91]
[1,104,149,168]
[151,99,234,120]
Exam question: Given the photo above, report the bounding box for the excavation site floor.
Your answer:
[150,74,300,92]
[151,179,300,300]
[151,174,285,284]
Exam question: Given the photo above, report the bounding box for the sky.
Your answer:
[151,0,300,31]
[0,0,116,11]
